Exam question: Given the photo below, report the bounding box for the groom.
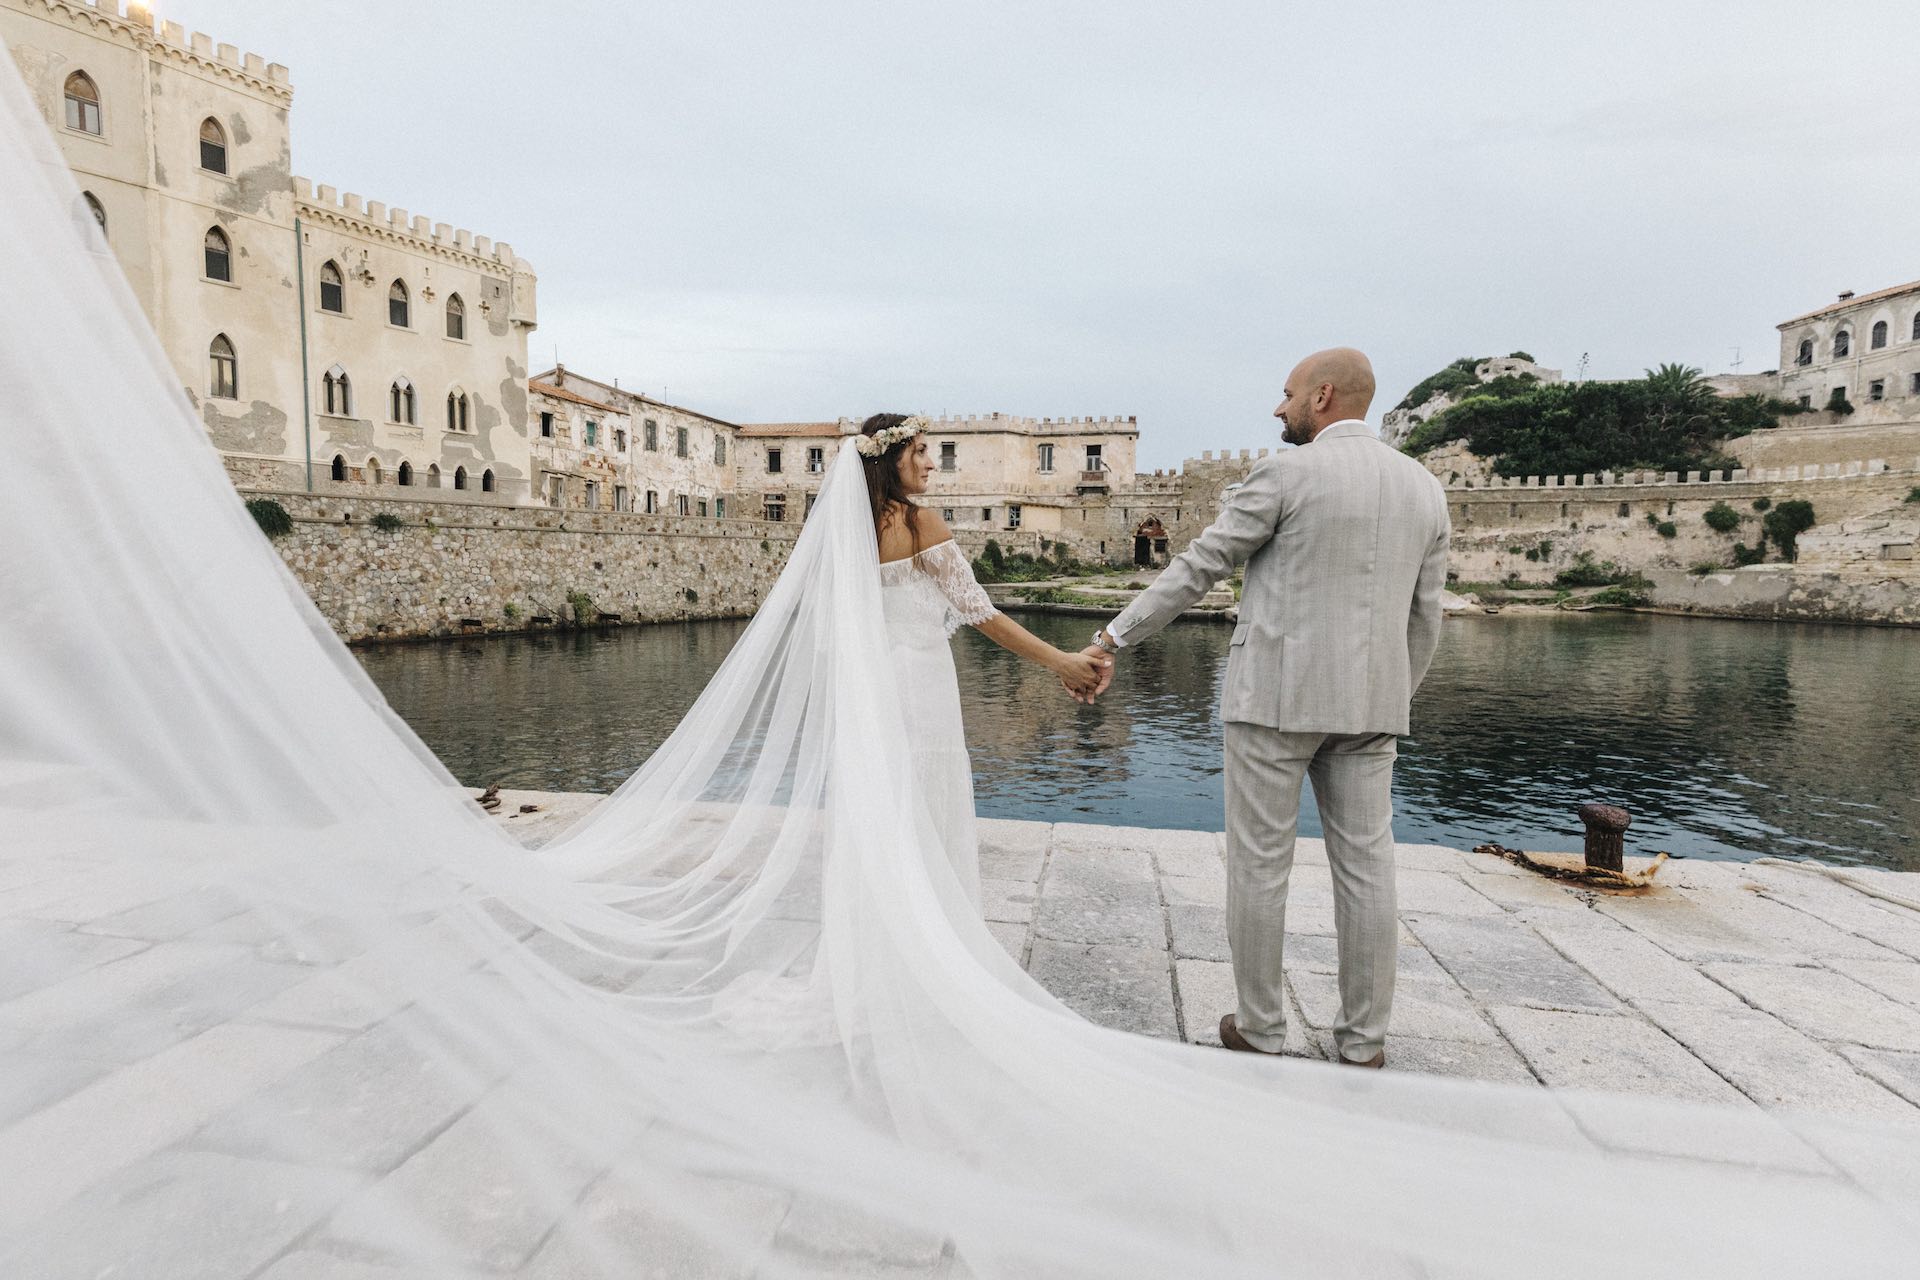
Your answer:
[1082,348,1450,1068]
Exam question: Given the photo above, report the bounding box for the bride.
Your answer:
[0,49,1911,1277]
[861,411,1108,905]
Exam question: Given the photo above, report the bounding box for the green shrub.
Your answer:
[1731,542,1768,567]
[1589,583,1652,607]
[370,511,404,532]
[1752,496,1772,512]
[1703,502,1742,533]
[566,590,594,625]
[982,539,1006,572]
[1395,356,1488,413]
[683,588,699,604]
[245,497,293,539]
[1656,521,1678,538]
[1904,487,1920,505]
[1553,553,1619,588]
[1508,350,1535,362]
[1761,500,1817,562]
[503,602,520,620]
[1825,388,1855,416]
[1689,561,1723,576]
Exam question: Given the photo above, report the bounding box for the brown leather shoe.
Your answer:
[1338,1050,1386,1069]
[1218,1014,1284,1056]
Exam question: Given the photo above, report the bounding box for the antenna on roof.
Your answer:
[1729,346,1743,373]
[1577,352,1590,382]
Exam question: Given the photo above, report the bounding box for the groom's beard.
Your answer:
[1281,410,1318,447]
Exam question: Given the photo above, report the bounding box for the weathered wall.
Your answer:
[1732,417,1920,472]
[1646,566,1920,627]
[244,489,797,642]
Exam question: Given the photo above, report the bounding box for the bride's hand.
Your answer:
[1054,649,1110,701]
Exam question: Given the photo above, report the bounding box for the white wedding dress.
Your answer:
[879,538,998,909]
[0,45,1913,1278]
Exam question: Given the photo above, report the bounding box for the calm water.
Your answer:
[356,612,1920,872]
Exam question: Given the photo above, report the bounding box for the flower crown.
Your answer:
[854,415,929,457]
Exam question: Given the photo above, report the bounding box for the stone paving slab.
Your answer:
[5,804,1920,1277]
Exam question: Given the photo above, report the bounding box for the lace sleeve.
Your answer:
[913,540,1000,634]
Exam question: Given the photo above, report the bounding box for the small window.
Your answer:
[539,411,553,438]
[767,448,783,474]
[198,117,227,174]
[1913,313,1920,342]
[645,490,658,514]
[614,428,627,451]
[941,442,957,472]
[330,454,347,482]
[586,420,598,447]
[1618,502,1630,518]
[1796,338,1813,366]
[63,72,101,135]
[1038,443,1054,472]
[586,481,601,511]
[1871,321,1888,350]
[677,493,691,517]
[445,293,465,340]
[389,378,416,424]
[764,495,786,522]
[319,260,344,313]
[714,437,727,465]
[81,191,106,234]
[323,366,352,416]
[1910,373,1920,396]
[698,499,709,517]
[714,497,726,519]
[806,446,824,473]
[446,391,469,433]
[388,280,410,327]
[397,460,413,486]
[676,426,689,458]
[942,507,955,521]
[366,457,382,485]
[644,418,658,450]
[1085,444,1104,471]
[805,493,818,518]
[481,469,494,493]
[1869,379,1885,402]
[207,333,237,399]
[614,485,629,512]
[203,226,231,281]
[428,463,441,487]
[453,466,468,491]
[981,507,992,522]
[1834,329,1851,359]
[1008,504,1022,530]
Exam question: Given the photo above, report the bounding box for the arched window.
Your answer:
[446,390,470,433]
[63,72,101,135]
[203,226,231,282]
[453,466,468,490]
[1872,320,1888,350]
[427,463,441,488]
[330,454,347,482]
[319,260,344,313]
[388,279,410,327]
[389,377,416,424]
[1796,338,1813,366]
[207,334,237,400]
[81,192,106,234]
[366,457,383,485]
[198,117,227,174]
[397,460,413,486]
[481,469,495,493]
[1834,329,1851,359]
[1913,312,1920,342]
[322,364,352,416]
[445,293,465,340]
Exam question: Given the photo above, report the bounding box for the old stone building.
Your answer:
[1778,279,1920,414]
[2,0,538,499]
[529,366,739,518]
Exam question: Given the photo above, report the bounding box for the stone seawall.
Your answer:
[240,489,799,642]
[1646,567,1920,627]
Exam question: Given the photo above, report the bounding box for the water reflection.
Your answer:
[356,612,1920,871]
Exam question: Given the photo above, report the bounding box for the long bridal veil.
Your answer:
[0,50,1914,1278]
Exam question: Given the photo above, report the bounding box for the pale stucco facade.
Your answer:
[2,0,538,501]
[530,366,740,519]
[1778,280,1920,413]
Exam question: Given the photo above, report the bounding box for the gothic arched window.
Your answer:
[453,466,468,490]
[447,390,470,433]
[330,454,347,482]
[397,460,413,486]
[208,334,237,400]
[319,260,344,313]
[388,279,410,327]
[64,72,101,135]
[481,469,495,493]
[1871,320,1888,350]
[199,117,227,174]
[203,226,232,282]
[81,192,106,234]
[390,377,416,425]
[1834,329,1851,359]
[445,293,465,340]
[1796,338,1813,366]
[323,365,352,416]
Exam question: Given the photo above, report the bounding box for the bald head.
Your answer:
[1276,347,1376,445]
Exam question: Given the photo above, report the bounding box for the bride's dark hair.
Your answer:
[860,412,924,549]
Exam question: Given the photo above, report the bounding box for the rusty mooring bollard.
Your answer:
[1577,803,1631,872]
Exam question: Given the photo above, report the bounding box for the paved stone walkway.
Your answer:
[4,798,1918,1277]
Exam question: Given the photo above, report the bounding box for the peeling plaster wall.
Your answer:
[244,489,799,642]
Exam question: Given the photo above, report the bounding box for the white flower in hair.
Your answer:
[854,415,930,457]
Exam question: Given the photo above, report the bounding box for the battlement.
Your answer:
[44,2,291,96]
[926,413,1139,433]
[1443,457,1919,493]
[293,177,531,273]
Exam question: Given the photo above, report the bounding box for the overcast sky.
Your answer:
[165,0,1919,469]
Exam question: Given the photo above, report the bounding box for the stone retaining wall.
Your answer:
[241,488,798,642]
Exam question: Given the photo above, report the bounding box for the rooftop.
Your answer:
[737,422,847,439]
[1779,277,1920,328]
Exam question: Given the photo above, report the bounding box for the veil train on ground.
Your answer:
[0,45,1914,1278]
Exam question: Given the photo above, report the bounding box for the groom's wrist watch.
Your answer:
[1090,628,1119,654]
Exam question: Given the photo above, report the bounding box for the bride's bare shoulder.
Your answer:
[877,504,952,562]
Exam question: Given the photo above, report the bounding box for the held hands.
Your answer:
[1057,646,1115,704]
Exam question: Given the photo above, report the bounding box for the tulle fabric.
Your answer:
[0,45,1916,1278]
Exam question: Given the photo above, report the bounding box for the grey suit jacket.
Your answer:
[1109,420,1451,736]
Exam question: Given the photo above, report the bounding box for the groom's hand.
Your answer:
[1079,645,1116,701]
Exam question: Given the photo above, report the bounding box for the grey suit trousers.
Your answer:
[1224,723,1398,1062]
